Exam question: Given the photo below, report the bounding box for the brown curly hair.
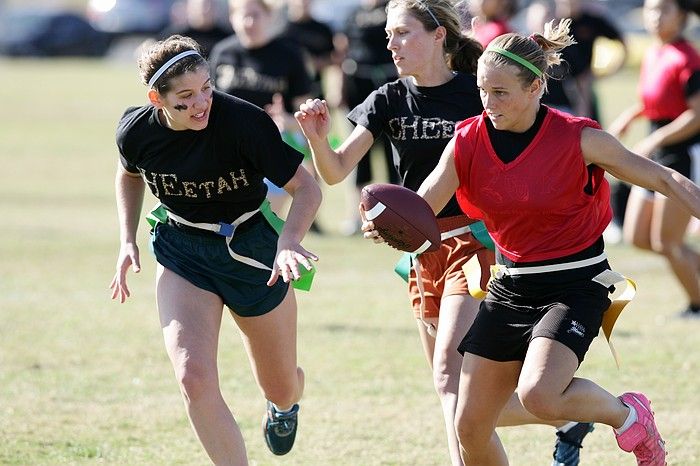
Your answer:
[137,35,207,93]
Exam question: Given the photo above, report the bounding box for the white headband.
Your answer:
[148,50,202,88]
[417,0,440,27]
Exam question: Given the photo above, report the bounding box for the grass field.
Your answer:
[1,58,699,466]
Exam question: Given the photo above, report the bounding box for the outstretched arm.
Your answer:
[294,98,374,185]
[633,92,700,157]
[110,164,145,303]
[607,103,643,139]
[267,165,322,286]
[583,127,700,219]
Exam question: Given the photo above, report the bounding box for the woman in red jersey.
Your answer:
[403,18,700,466]
[609,0,700,318]
[297,2,592,464]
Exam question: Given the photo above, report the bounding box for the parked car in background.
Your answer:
[0,8,111,57]
[86,0,175,36]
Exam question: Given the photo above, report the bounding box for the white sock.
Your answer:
[272,403,294,414]
[557,421,579,433]
[614,402,638,434]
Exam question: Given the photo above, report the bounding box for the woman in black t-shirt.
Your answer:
[210,0,312,114]
[110,35,321,463]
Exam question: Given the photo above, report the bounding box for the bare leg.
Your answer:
[455,354,521,466]
[232,287,304,410]
[417,294,480,466]
[651,195,700,304]
[624,189,700,305]
[496,391,562,428]
[417,296,563,466]
[517,338,629,428]
[622,187,653,249]
[157,266,247,466]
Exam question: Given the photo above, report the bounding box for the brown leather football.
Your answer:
[360,183,440,254]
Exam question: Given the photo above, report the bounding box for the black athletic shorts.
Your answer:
[458,241,613,365]
[150,216,289,317]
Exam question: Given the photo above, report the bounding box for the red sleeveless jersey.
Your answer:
[453,107,612,262]
[639,39,700,121]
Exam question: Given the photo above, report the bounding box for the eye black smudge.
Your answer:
[174,104,188,111]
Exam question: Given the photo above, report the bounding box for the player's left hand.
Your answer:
[267,242,318,286]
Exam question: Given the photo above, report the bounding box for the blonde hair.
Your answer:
[482,18,576,90]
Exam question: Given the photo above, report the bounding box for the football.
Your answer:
[360,183,440,254]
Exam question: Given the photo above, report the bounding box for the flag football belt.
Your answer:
[490,252,609,278]
[441,225,472,241]
[147,200,314,291]
[394,221,495,283]
[462,251,636,367]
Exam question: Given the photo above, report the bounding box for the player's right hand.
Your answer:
[110,242,140,303]
[294,98,331,142]
[358,204,385,244]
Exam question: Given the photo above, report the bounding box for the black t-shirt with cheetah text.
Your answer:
[347,73,483,218]
[116,90,303,223]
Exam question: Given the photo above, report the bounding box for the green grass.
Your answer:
[1,58,699,465]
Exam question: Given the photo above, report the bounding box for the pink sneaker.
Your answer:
[615,392,667,466]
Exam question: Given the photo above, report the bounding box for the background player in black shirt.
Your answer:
[284,0,338,100]
[210,0,315,219]
[160,0,232,57]
[553,0,627,121]
[110,35,321,463]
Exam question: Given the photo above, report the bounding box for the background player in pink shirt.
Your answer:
[468,0,517,48]
[609,0,700,318]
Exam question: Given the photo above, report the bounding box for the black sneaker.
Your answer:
[679,303,700,319]
[262,401,299,456]
[551,422,594,466]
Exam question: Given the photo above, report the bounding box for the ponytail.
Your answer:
[482,19,576,89]
[447,35,483,74]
